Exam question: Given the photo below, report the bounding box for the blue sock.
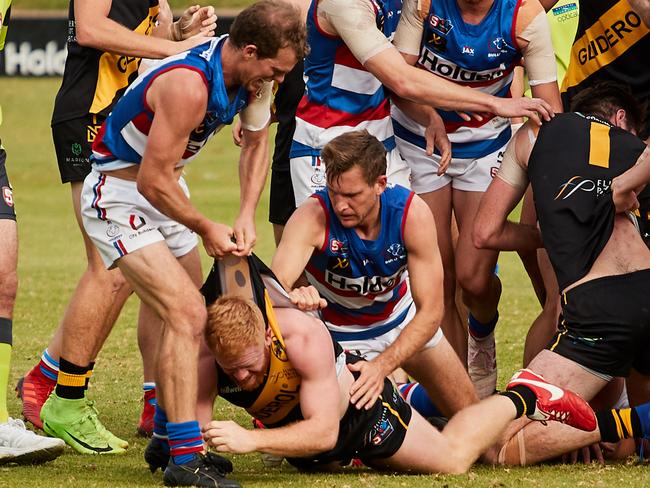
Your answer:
[167,420,203,465]
[468,311,499,339]
[634,402,650,439]
[153,405,169,453]
[398,382,443,418]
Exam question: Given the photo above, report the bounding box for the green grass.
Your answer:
[2,78,650,487]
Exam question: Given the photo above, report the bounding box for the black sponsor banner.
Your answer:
[0,16,235,77]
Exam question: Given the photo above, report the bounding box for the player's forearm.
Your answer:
[137,173,210,234]
[397,64,499,113]
[392,94,439,127]
[250,418,338,457]
[75,15,178,58]
[238,130,270,219]
[474,220,543,251]
[613,146,650,195]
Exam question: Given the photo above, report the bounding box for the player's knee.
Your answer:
[439,443,473,474]
[87,264,131,296]
[457,267,491,298]
[167,300,207,339]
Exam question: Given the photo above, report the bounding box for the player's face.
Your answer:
[217,344,269,391]
[327,165,387,229]
[241,45,297,92]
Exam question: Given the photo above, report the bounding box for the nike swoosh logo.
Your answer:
[512,378,565,401]
[45,423,114,453]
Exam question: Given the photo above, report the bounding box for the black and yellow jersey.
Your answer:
[51,0,159,125]
[528,112,648,290]
[561,0,650,137]
[205,254,344,428]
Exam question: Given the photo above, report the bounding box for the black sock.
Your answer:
[500,385,537,419]
[56,357,89,400]
[596,408,642,442]
[84,361,95,391]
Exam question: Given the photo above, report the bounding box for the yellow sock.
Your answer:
[0,342,11,423]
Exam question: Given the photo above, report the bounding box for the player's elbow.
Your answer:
[312,421,338,453]
[472,220,497,250]
[388,74,415,100]
[75,23,102,48]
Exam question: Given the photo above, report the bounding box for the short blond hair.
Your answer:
[205,296,266,356]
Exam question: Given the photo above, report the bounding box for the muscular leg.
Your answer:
[138,302,162,384]
[491,350,607,465]
[118,244,205,423]
[373,396,518,474]
[419,186,467,362]
[626,368,650,406]
[454,190,501,323]
[402,336,478,418]
[0,220,18,423]
[59,182,133,366]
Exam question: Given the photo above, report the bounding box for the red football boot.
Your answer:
[15,365,57,430]
[507,369,597,432]
[137,387,156,437]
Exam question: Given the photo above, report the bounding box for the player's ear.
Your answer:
[375,175,388,194]
[264,326,273,346]
[242,44,258,59]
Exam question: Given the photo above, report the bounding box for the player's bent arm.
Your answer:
[517,0,563,112]
[371,196,444,375]
[137,70,212,232]
[248,310,340,456]
[473,124,543,251]
[365,48,499,114]
[271,199,326,290]
[75,0,201,59]
[611,145,650,211]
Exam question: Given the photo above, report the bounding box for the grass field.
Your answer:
[1,78,649,487]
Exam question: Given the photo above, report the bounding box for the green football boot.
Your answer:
[41,393,126,455]
[85,400,129,449]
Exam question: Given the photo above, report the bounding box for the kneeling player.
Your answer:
[198,256,598,472]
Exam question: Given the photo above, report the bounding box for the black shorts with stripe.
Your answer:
[548,269,650,377]
[52,114,105,184]
[0,148,16,220]
[287,364,412,469]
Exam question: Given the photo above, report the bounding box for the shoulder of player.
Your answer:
[516,0,545,36]
[402,193,435,247]
[280,310,332,369]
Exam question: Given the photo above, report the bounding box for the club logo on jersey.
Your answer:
[311,171,326,187]
[428,15,453,35]
[488,37,511,58]
[329,238,348,254]
[2,186,13,207]
[462,45,475,56]
[106,223,120,238]
[385,243,406,264]
[369,418,394,446]
[71,143,82,156]
[554,176,611,200]
[271,335,289,362]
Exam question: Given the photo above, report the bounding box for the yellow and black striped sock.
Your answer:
[56,357,90,400]
[596,408,641,442]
